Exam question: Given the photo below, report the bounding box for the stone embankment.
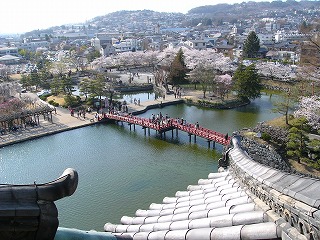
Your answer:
[228,136,320,240]
[238,122,319,179]
[252,122,288,145]
[239,137,291,172]
[232,122,291,173]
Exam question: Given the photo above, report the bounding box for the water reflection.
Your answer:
[0,91,283,230]
[120,91,155,103]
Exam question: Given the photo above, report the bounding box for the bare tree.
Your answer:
[298,33,320,95]
[189,61,216,98]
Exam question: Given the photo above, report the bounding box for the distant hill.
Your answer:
[188,4,231,14]
[188,1,320,15]
[20,0,320,37]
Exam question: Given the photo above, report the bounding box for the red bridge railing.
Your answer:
[104,113,230,146]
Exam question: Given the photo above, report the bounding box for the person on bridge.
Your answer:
[225,133,229,140]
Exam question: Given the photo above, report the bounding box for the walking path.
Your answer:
[0,107,95,148]
[0,93,184,148]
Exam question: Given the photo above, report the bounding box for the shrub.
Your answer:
[48,100,55,105]
[63,95,81,108]
[287,150,299,158]
[48,99,60,107]
[312,160,320,171]
[39,95,48,101]
[261,132,271,141]
[86,98,94,106]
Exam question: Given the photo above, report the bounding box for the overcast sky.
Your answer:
[1,0,267,34]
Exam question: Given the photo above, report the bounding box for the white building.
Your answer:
[257,33,274,44]
[274,31,310,43]
[15,41,50,52]
[91,33,116,56]
[184,39,207,50]
[113,39,139,52]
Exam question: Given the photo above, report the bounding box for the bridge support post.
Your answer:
[148,128,150,136]
[143,127,146,135]
[194,135,196,143]
[207,140,211,149]
[129,123,132,131]
[171,129,174,138]
[176,128,178,137]
[212,141,216,149]
[133,124,135,131]
[188,134,192,143]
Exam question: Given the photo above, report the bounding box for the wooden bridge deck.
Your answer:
[104,113,230,146]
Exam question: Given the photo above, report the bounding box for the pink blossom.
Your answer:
[294,96,320,130]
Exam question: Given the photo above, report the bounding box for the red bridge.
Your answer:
[104,113,230,147]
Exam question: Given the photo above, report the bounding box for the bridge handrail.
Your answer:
[105,113,230,145]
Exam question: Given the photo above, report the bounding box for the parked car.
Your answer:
[36,89,51,96]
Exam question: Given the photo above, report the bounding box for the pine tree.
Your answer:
[232,64,262,101]
[243,31,260,58]
[286,117,309,163]
[168,48,188,86]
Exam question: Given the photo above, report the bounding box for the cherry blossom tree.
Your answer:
[296,33,320,95]
[89,48,237,91]
[294,96,320,131]
[0,82,22,103]
[0,64,10,79]
[91,55,118,70]
[50,59,70,76]
[142,50,159,68]
[183,48,236,74]
[0,98,26,115]
[153,67,169,87]
[188,60,216,98]
[215,74,232,100]
[255,61,296,81]
[296,65,320,95]
[272,89,296,125]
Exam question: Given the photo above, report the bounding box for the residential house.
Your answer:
[184,39,207,50]
[0,55,20,64]
[257,33,274,44]
[15,39,50,52]
[0,47,18,57]
[214,45,234,58]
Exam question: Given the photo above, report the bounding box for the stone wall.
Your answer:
[239,136,291,172]
[227,137,320,240]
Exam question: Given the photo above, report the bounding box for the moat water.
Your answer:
[0,93,281,231]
